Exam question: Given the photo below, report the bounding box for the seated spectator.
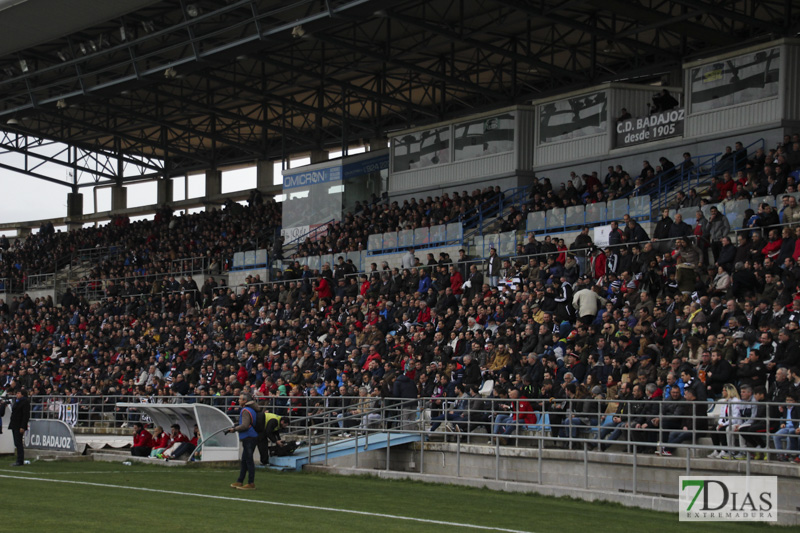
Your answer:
[149,426,170,458]
[492,389,536,443]
[131,422,154,457]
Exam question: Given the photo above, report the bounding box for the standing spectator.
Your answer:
[486,247,501,288]
[8,389,31,466]
[225,392,261,490]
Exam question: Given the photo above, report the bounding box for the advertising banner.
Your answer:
[615,108,685,148]
[23,419,77,452]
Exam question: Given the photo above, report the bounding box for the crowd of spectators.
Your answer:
[1,135,800,460]
[0,193,281,297]
[290,134,800,260]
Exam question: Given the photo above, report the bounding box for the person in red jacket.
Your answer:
[591,247,607,279]
[493,389,536,440]
[131,422,154,457]
[149,426,170,457]
[164,424,199,460]
[359,275,370,297]
[314,276,333,300]
[449,265,464,296]
[415,300,431,324]
[158,424,189,459]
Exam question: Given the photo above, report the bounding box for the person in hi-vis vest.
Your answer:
[225,392,261,490]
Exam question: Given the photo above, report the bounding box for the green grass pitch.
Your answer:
[0,460,785,532]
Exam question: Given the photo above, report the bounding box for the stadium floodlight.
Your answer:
[186,4,200,17]
[56,99,67,110]
[164,67,178,79]
[141,20,155,34]
[292,25,306,38]
[6,118,19,125]
[19,59,28,73]
[79,43,88,55]
[119,26,128,41]
[57,50,69,62]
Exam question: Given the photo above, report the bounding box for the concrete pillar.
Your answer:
[157,177,173,206]
[205,169,222,198]
[66,192,83,231]
[111,185,127,212]
[256,160,274,192]
[310,150,329,164]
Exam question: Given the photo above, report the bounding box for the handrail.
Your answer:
[27,394,797,470]
[460,186,530,236]
[620,151,721,202]
[284,218,335,247]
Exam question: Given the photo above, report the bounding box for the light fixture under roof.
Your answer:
[19,59,28,73]
[186,4,200,17]
[292,25,306,38]
[6,118,19,125]
[164,67,178,79]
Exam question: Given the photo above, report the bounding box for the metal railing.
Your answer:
[24,272,56,291]
[461,186,530,238]
[68,271,206,302]
[73,246,123,270]
[26,393,799,482]
[284,219,335,249]
[170,256,208,276]
[621,138,765,214]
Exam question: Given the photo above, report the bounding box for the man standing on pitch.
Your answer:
[225,392,260,490]
[9,389,30,466]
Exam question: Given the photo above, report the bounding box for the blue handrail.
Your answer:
[461,185,530,238]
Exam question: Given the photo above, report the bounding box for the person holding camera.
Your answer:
[9,389,31,466]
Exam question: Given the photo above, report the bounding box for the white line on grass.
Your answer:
[0,469,151,475]
[0,474,533,533]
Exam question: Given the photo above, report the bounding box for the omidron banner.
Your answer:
[615,108,684,148]
[679,476,777,522]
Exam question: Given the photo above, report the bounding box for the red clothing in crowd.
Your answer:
[450,271,464,295]
[133,429,154,448]
[512,400,537,425]
[593,252,607,279]
[761,238,782,259]
[152,431,170,449]
[167,431,189,447]
[416,306,431,323]
[314,277,332,300]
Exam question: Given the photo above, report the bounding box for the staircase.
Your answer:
[269,432,422,471]
[622,138,765,216]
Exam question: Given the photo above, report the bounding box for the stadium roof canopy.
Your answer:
[0,0,797,188]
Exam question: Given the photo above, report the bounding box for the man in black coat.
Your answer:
[9,389,31,466]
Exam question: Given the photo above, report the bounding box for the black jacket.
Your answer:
[391,374,418,399]
[9,396,30,431]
